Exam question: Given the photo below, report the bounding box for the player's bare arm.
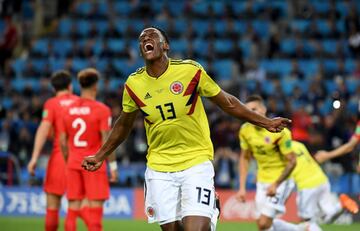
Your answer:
[101,130,119,183]
[266,152,296,197]
[59,132,69,162]
[209,90,291,133]
[236,149,252,202]
[28,121,52,176]
[315,136,359,164]
[82,110,138,171]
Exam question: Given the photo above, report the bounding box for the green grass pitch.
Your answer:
[1,217,360,230]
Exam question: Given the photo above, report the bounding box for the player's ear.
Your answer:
[163,42,170,52]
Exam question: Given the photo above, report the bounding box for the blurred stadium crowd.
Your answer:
[0,0,359,192]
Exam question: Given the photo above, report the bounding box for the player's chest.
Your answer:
[248,132,279,156]
[135,75,198,121]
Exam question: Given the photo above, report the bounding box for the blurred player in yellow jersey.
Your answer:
[236,95,303,231]
[81,27,291,231]
[291,141,358,230]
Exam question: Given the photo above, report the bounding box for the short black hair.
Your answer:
[245,94,264,103]
[77,68,99,89]
[149,26,170,44]
[50,70,72,91]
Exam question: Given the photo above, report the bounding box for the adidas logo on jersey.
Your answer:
[144,92,152,99]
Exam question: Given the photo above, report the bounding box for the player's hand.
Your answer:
[235,188,247,202]
[314,150,329,164]
[109,169,119,183]
[266,183,277,197]
[266,117,292,133]
[81,155,104,172]
[27,158,37,176]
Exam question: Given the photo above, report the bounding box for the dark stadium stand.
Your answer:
[0,0,359,193]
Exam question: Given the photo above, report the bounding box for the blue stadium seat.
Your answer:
[231,1,247,14]
[109,79,124,91]
[114,1,132,16]
[95,58,108,73]
[211,1,225,15]
[31,59,48,74]
[271,1,288,16]
[316,20,331,36]
[114,19,128,34]
[174,19,186,34]
[93,39,103,56]
[298,60,319,77]
[234,21,247,34]
[77,20,90,36]
[213,59,233,81]
[12,59,26,77]
[75,2,92,15]
[170,39,187,54]
[72,58,89,72]
[32,39,49,56]
[252,20,269,38]
[152,19,168,31]
[53,39,72,57]
[0,19,4,32]
[346,78,359,94]
[238,40,252,58]
[214,20,226,34]
[336,2,349,18]
[325,80,337,93]
[168,1,186,17]
[97,1,108,16]
[193,38,208,57]
[291,20,310,33]
[191,1,209,15]
[312,2,330,14]
[96,20,109,36]
[214,39,232,53]
[323,59,337,73]
[49,59,65,72]
[281,78,299,96]
[261,80,274,95]
[280,39,296,54]
[131,19,145,33]
[192,20,208,37]
[1,97,13,109]
[322,40,338,56]
[108,39,125,53]
[58,18,72,37]
[345,59,355,73]
[347,100,358,114]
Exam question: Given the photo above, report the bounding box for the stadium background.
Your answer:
[0,0,359,230]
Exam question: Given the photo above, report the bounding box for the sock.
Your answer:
[79,206,91,228]
[65,209,80,231]
[45,208,59,231]
[88,207,103,231]
[272,219,301,231]
[322,201,343,223]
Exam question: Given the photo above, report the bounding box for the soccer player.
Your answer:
[27,70,79,231]
[59,68,117,231]
[81,27,291,231]
[236,95,301,231]
[314,120,360,166]
[291,140,358,229]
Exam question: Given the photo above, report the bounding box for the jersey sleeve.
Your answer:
[277,128,293,155]
[198,66,221,98]
[122,82,139,113]
[100,106,112,131]
[353,121,360,141]
[42,100,54,123]
[239,126,250,151]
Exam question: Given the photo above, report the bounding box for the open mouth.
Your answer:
[144,43,154,53]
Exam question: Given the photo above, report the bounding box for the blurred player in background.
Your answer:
[236,95,304,231]
[60,68,118,231]
[27,70,78,231]
[315,120,360,171]
[291,141,358,231]
[81,27,291,231]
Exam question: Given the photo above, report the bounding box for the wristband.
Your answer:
[109,161,118,171]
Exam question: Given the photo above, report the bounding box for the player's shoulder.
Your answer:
[170,59,203,69]
[128,66,146,79]
[240,122,253,132]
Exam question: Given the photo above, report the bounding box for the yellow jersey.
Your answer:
[122,59,221,172]
[291,141,328,190]
[239,123,293,183]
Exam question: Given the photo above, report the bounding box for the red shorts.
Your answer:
[44,151,66,195]
[66,168,110,200]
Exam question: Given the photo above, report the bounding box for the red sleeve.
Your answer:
[99,106,112,131]
[42,100,55,124]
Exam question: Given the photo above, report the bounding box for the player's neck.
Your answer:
[145,56,169,78]
[56,90,70,96]
[81,90,96,100]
